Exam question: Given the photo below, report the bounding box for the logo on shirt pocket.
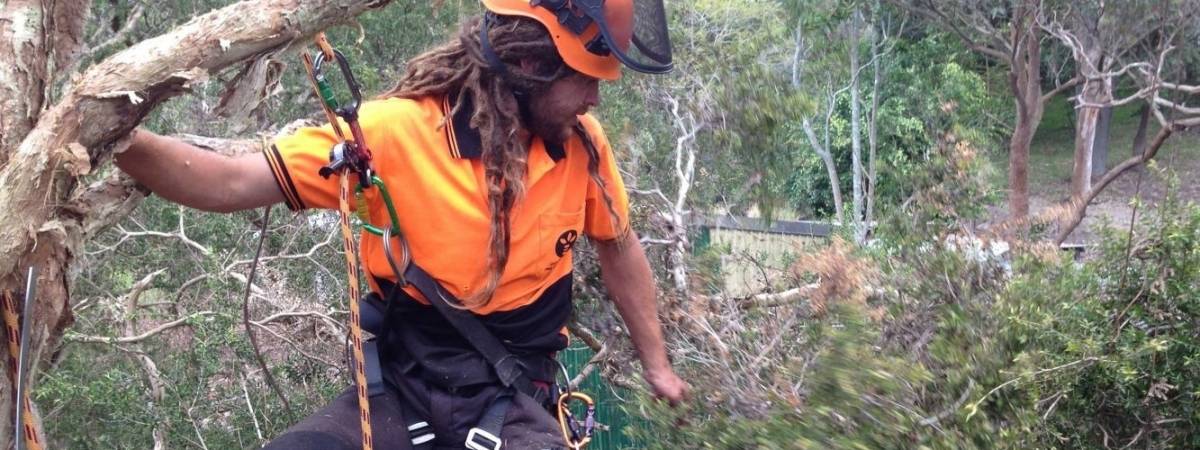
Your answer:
[555,230,579,257]
[539,209,584,267]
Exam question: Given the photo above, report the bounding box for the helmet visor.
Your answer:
[577,0,673,74]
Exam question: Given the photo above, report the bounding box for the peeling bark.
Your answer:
[0,0,89,164]
[0,1,390,445]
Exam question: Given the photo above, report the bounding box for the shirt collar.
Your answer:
[443,93,566,162]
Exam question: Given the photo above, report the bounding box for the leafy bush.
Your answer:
[629,137,1200,449]
[1002,174,1200,448]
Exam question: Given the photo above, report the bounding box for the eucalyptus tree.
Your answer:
[888,0,1080,222]
[0,1,396,446]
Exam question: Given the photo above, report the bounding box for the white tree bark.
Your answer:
[665,94,700,298]
[0,1,390,445]
[866,10,885,236]
[848,10,867,243]
[793,26,845,220]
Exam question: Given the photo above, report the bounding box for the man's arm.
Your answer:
[594,230,689,405]
[114,129,284,213]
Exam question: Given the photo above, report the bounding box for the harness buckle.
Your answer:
[465,427,502,450]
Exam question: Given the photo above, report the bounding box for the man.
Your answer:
[116,0,686,448]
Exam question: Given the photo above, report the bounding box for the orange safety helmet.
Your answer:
[481,0,672,80]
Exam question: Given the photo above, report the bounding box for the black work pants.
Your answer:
[261,367,566,450]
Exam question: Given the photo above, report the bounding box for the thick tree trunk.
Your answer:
[1007,2,1044,221]
[1070,39,1107,198]
[0,1,389,446]
[0,0,88,166]
[1072,83,1101,197]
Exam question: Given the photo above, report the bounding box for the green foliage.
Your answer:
[1002,172,1200,448]
[786,31,1004,217]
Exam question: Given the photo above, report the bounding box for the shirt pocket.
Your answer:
[537,209,585,269]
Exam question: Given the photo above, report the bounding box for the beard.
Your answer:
[525,108,576,145]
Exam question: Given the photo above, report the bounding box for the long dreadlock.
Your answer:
[382,15,623,309]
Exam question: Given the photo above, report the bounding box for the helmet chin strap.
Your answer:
[479,12,537,133]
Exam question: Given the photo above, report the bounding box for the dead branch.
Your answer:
[251,310,346,335]
[67,311,218,344]
[569,344,611,390]
[1159,81,1200,95]
[735,284,819,310]
[567,319,604,353]
[122,269,167,320]
[249,322,341,368]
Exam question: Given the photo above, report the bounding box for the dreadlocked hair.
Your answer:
[381,15,623,309]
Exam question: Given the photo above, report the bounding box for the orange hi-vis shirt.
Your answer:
[264,94,630,315]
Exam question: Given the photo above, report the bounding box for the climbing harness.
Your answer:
[555,362,597,450]
[302,30,602,450]
[2,267,44,450]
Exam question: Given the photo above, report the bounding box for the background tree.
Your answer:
[889,0,1081,221]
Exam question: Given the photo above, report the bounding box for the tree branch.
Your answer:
[1054,125,1177,244]
[67,311,219,344]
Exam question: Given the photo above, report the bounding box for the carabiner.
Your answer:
[557,391,596,450]
[312,48,365,122]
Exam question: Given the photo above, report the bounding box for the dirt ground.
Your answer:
[1026,129,1200,246]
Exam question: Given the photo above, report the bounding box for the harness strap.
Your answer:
[357,292,388,397]
[374,266,546,450]
[466,390,512,450]
[379,264,540,397]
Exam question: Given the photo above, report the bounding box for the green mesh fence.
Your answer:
[558,344,648,449]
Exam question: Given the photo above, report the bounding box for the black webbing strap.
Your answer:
[466,390,512,450]
[398,264,539,397]
[357,293,388,397]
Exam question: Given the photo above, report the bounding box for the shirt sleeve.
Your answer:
[581,116,632,241]
[264,100,398,211]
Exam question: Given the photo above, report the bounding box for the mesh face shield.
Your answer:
[581,0,672,74]
[535,0,673,75]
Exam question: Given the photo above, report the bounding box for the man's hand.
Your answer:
[644,367,689,406]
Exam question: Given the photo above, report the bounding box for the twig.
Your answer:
[240,205,294,417]
[239,368,265,443]
[570,344,611,389]
[966,357,1102,420]
[919,379,975,426]
[185,405,210,450]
